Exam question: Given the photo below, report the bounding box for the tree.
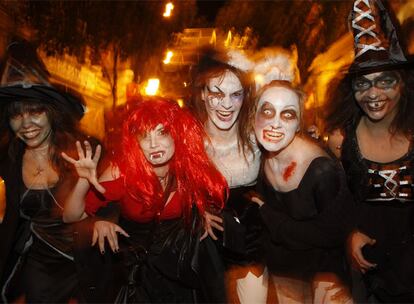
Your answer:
[24,1,197,109]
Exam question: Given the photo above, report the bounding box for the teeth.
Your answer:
[367,101,385,109]
[150,152,164,160]
[217,110,232,117]
[264,131,284,141]
[23,130,39,139]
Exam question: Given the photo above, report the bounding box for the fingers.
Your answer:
[251,196,265,206]
[353,249,376,272]
[92,228,98,247]
[93,144,102,163]
[92,181,106,194]
[76,141,86,159]
[61,152,77,164]
[200,230,208,241]
[207,226,218,240]
[209,213,223,224]
[210,219,224,231]
[115,225,130,238]
[84,140,92,159]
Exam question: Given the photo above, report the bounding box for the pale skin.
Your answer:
[327,70,408,273]
[200,70,246,240]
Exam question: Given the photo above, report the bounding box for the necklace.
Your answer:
[26,146,51,177]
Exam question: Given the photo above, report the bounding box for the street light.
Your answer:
[163,2,174,18]
[145,78,160,96]
[163,51,173,64]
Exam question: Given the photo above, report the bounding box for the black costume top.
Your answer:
[341,122,414,301]
[256,157,355,280]
[0,140,117,303]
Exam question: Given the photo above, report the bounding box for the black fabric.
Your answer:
[221,186,264,266]
[0,138,116,303]
[256,157,355,281]
[341,122,414,302]
[112,208,225,304]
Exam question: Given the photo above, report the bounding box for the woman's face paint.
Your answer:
[202,70,244,131]
[139,124,175,166]
[254,86,300,152]
[9,109,52,149]
[353,71,402,122]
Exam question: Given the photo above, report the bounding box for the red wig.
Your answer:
[117,97,228,220]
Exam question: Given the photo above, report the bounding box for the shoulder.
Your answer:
[98,164,121,182]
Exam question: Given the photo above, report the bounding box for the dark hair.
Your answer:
[189,48,255,157]
[324,69,414,136]
[1,99,87,173]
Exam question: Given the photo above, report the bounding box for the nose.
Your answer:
[366,86,379,100]
[220,95,233,110]
[21,113,32,128]
[270,116,282,129]
[149,133,158,148]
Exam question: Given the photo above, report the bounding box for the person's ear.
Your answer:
[201,87,206,102]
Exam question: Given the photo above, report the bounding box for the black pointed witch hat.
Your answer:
[0,40,85,120]
[348,0,413,74]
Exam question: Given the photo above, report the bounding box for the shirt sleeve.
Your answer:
[85,178,125,216]
[260,158,356,250]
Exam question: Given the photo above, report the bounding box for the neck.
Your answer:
[205,120,239,144]
[153,164,170,180]
[266,136,301,166]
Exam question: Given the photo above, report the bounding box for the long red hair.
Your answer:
[117,97,228,220]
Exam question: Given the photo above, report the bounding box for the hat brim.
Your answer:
[0,84,85,120]
[346,58,414,75]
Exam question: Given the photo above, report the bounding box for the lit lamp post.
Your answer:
[163,51,173,64]
[163,2,174,18]
[145,78,160,96]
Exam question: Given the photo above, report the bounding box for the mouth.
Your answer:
[216,110,233,122]
[263,130,284,142]
[22,129,40,139]
[365,100,386,112]
[150,151,165,160]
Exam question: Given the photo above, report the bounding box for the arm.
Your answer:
[259,160,355,250]
[62,140,117,222]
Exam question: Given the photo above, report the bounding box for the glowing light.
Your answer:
[163,2,174,17]
[224,30,232,48]
[177,98,184,108]
[145,78,160,96]
[163,51,173,64]
[254,74,264,86]
[183,82,187,87]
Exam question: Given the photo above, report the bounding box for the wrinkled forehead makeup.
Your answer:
[257,86,301,111]
[205,70,243,90]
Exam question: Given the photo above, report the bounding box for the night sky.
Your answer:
[196,0,227,22]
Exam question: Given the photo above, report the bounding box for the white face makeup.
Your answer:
[202,70,244,131]
[139,124,175,167]
[353,71,402,122]
[10,110,52,149]
[254,86,300,152]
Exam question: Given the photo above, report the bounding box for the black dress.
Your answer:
[256,157,355,281]
[341,122,414,302]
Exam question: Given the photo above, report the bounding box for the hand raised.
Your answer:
[61,140,105,193]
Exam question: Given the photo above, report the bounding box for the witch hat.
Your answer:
[0,40,85,120]
[348,0,413,74]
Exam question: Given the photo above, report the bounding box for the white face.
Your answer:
[202,70,244,131]
[254,86,300,152]
[139,124,175,167]
[353,71,402,122]
[9,110,52,149]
